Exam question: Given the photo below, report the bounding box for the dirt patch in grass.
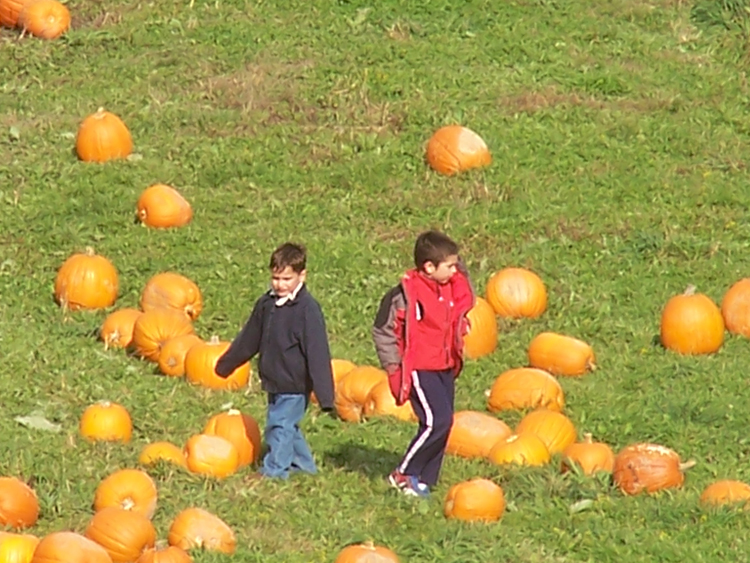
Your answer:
[70,0,135,29]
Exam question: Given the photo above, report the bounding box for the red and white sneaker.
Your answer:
[387,471,430,498]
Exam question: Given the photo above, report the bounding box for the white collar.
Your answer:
[271,281,304,306]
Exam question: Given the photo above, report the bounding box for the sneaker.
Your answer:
[387,471,430,498]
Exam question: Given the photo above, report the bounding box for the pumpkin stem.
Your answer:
[680,459,697,471]
[84,246,96,256]
[121,498,135,510]
[209,335,220,345]
[684,284,697,296]
[227,409,240,415]
[583,433,593,444]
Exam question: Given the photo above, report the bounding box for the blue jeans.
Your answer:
[261,393,317,479]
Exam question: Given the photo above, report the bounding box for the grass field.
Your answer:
[4,0,750,560]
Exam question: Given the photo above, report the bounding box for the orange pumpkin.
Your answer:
[131,309,194,362]
[660,285,724,354]
[700,479,750,508]
[184,434,240,479]
[561,433,615,475]
[158,334,202,377]
[203,409,262,466]
[76,108,133,163]
[138,442,187,468]
[136,184,193,229]
[334,541,400,563]
[334,366,387,422]
[463,297,498,359]
[487,367,564,412]
[613,443,694,495]
[79,401,132,443]
[84,507,156,563]
[487,433,550,466]
[0,478,38,529]
[446,410,512,459]
[0,532,40,562]
[184,336,250,390]
[136,546,192,563]
[54,248,119,311]
[527,332,596,376]
[140,273,202,320]
[722,279,750,338]
[18,0,69,39]
[444,478,505,522]
[362,380,417,422]
[94,469,158,519]
[100,309,142,350]
[485,267,547,319]
[425,125,491,176]
[0,0,31,27]
[515,409,576,455]
[167,508,236,554]
[30,532,111,563]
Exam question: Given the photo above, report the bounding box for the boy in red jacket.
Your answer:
[372,230,475,497]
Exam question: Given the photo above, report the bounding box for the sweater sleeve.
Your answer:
[371,285,404,369]
[302,300,334,410]
[215,298,264,377]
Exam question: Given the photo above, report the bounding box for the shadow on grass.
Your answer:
[323,441,402,480]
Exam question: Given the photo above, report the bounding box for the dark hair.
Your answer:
[413,230,459,269]
[269,242,306,273]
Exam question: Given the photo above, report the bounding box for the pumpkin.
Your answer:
[425,125,491,176]
[184,434,239,479]
[515,409,576,455]
[487,367,564,412]
[140,273,202,320]
[203,409,262,466]
[138,442,187,469]
[445,410,512,459]
[167,508,236,554]
[660,285,724,355]
[312,359,356,405]
[444,478,505,522]
[485,267,547,319]
[18,0,69,39]
[0,478,38,529]
[334,541,400,563]
[184,336,250,390]
[362,380,417,422]
[700,479,750,508]
[76,108,133,163]
[0,0,31,27]
[613,443,695,495]
[30,532,111,563]
[561,433,615,475]
[79,401,132,443]
[84,507,156,563]
[527,332,596,376]
[136,184,193,229]
[100,309,142,350]
[487,433,550,466]
[136,547,192,563]
[158,335,202,377]
[54,248,119,311]
[334,366,387,423]
[94,469,158,520]
[463,297,498,359]
[131,309,194,362]
[0,533,39,563]
[721,279,750,338]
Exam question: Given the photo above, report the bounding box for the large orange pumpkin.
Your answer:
[158,334,202,377]
[84,507,156,563]
[79,401,132,443]
[487,367,564,412]
[167,508,236,554]
[515,409,576,455]
[136,546,192,563]
[140,273,202,320]
[425,125,491,175]
[527,332,596,376]
[700,479,750,508]
[184,336,250,390]
[100,309,142,350]
[444,478,505,522]
[203,409,262,466]
[0,532,40,562]
[561,433,615,475]
[0,477,38,529]
[660,285,724,354]
[487,433,550,466]
[30,532,112,563]
[722,278,750,338]
[94,469,158,520]
[362,380,417,422]
[131,309,194,362]
[445,410,512,459]
[18,0,69,39]
[334,366,387,422]
[138,442,187,469]
[334,541,400,563]
[136,184,193,229]
[54,248,119,311]
[0,0,31,27]
[76,108,133,163]
[463,297,498,359]
[613,443,694,495]
[485,267,547,319]
[184,434,240,479]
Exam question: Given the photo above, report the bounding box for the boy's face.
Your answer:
[423,254,459,285]
[271,266,306,297]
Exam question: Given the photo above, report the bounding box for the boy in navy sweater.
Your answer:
[215,242,335,479]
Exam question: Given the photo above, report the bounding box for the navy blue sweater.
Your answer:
[215,285,335,409]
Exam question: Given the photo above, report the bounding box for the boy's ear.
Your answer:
[422,261,436,275]
[300,269,307,282]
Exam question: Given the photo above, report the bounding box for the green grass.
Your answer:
[4,0,750,560]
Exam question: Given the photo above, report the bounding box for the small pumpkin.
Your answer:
[0,532,39,563]
[485,267,547,319]
[561,433,615,475]
[0,477,39,529]
[54,247,119,311]
[334,366,387,423]
[721,279,750,338]
[100,309,142,350]
[76,108,133,163]
[18,0,69,39]
[444,478,505,522]
[140,272,202,320]
[0,0,31,27]
[158,334,202,377]
[94,469,158,519]
[660,285,724,355]
[131,309,194,362]
[184,434,240,479]
[515,409,576,455]
[167,508,236,554]
[425,125,491,176]
[463,297,498,359]
[613,443,695,495]
[700,479,750,508]
[30,532,111,563]
[334,541,400,563]
[138,442,187,469]
[527,332,596,376]
[487,433,550,466]
[487,367,564,412]
[184,336,250,390]
[136,546,192,563]
[136,184,193,229]
[203,409,262,466]
[79,401,132,443]
[445,410,512,459]
[362,380,417,422]
[84,507,156,563]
